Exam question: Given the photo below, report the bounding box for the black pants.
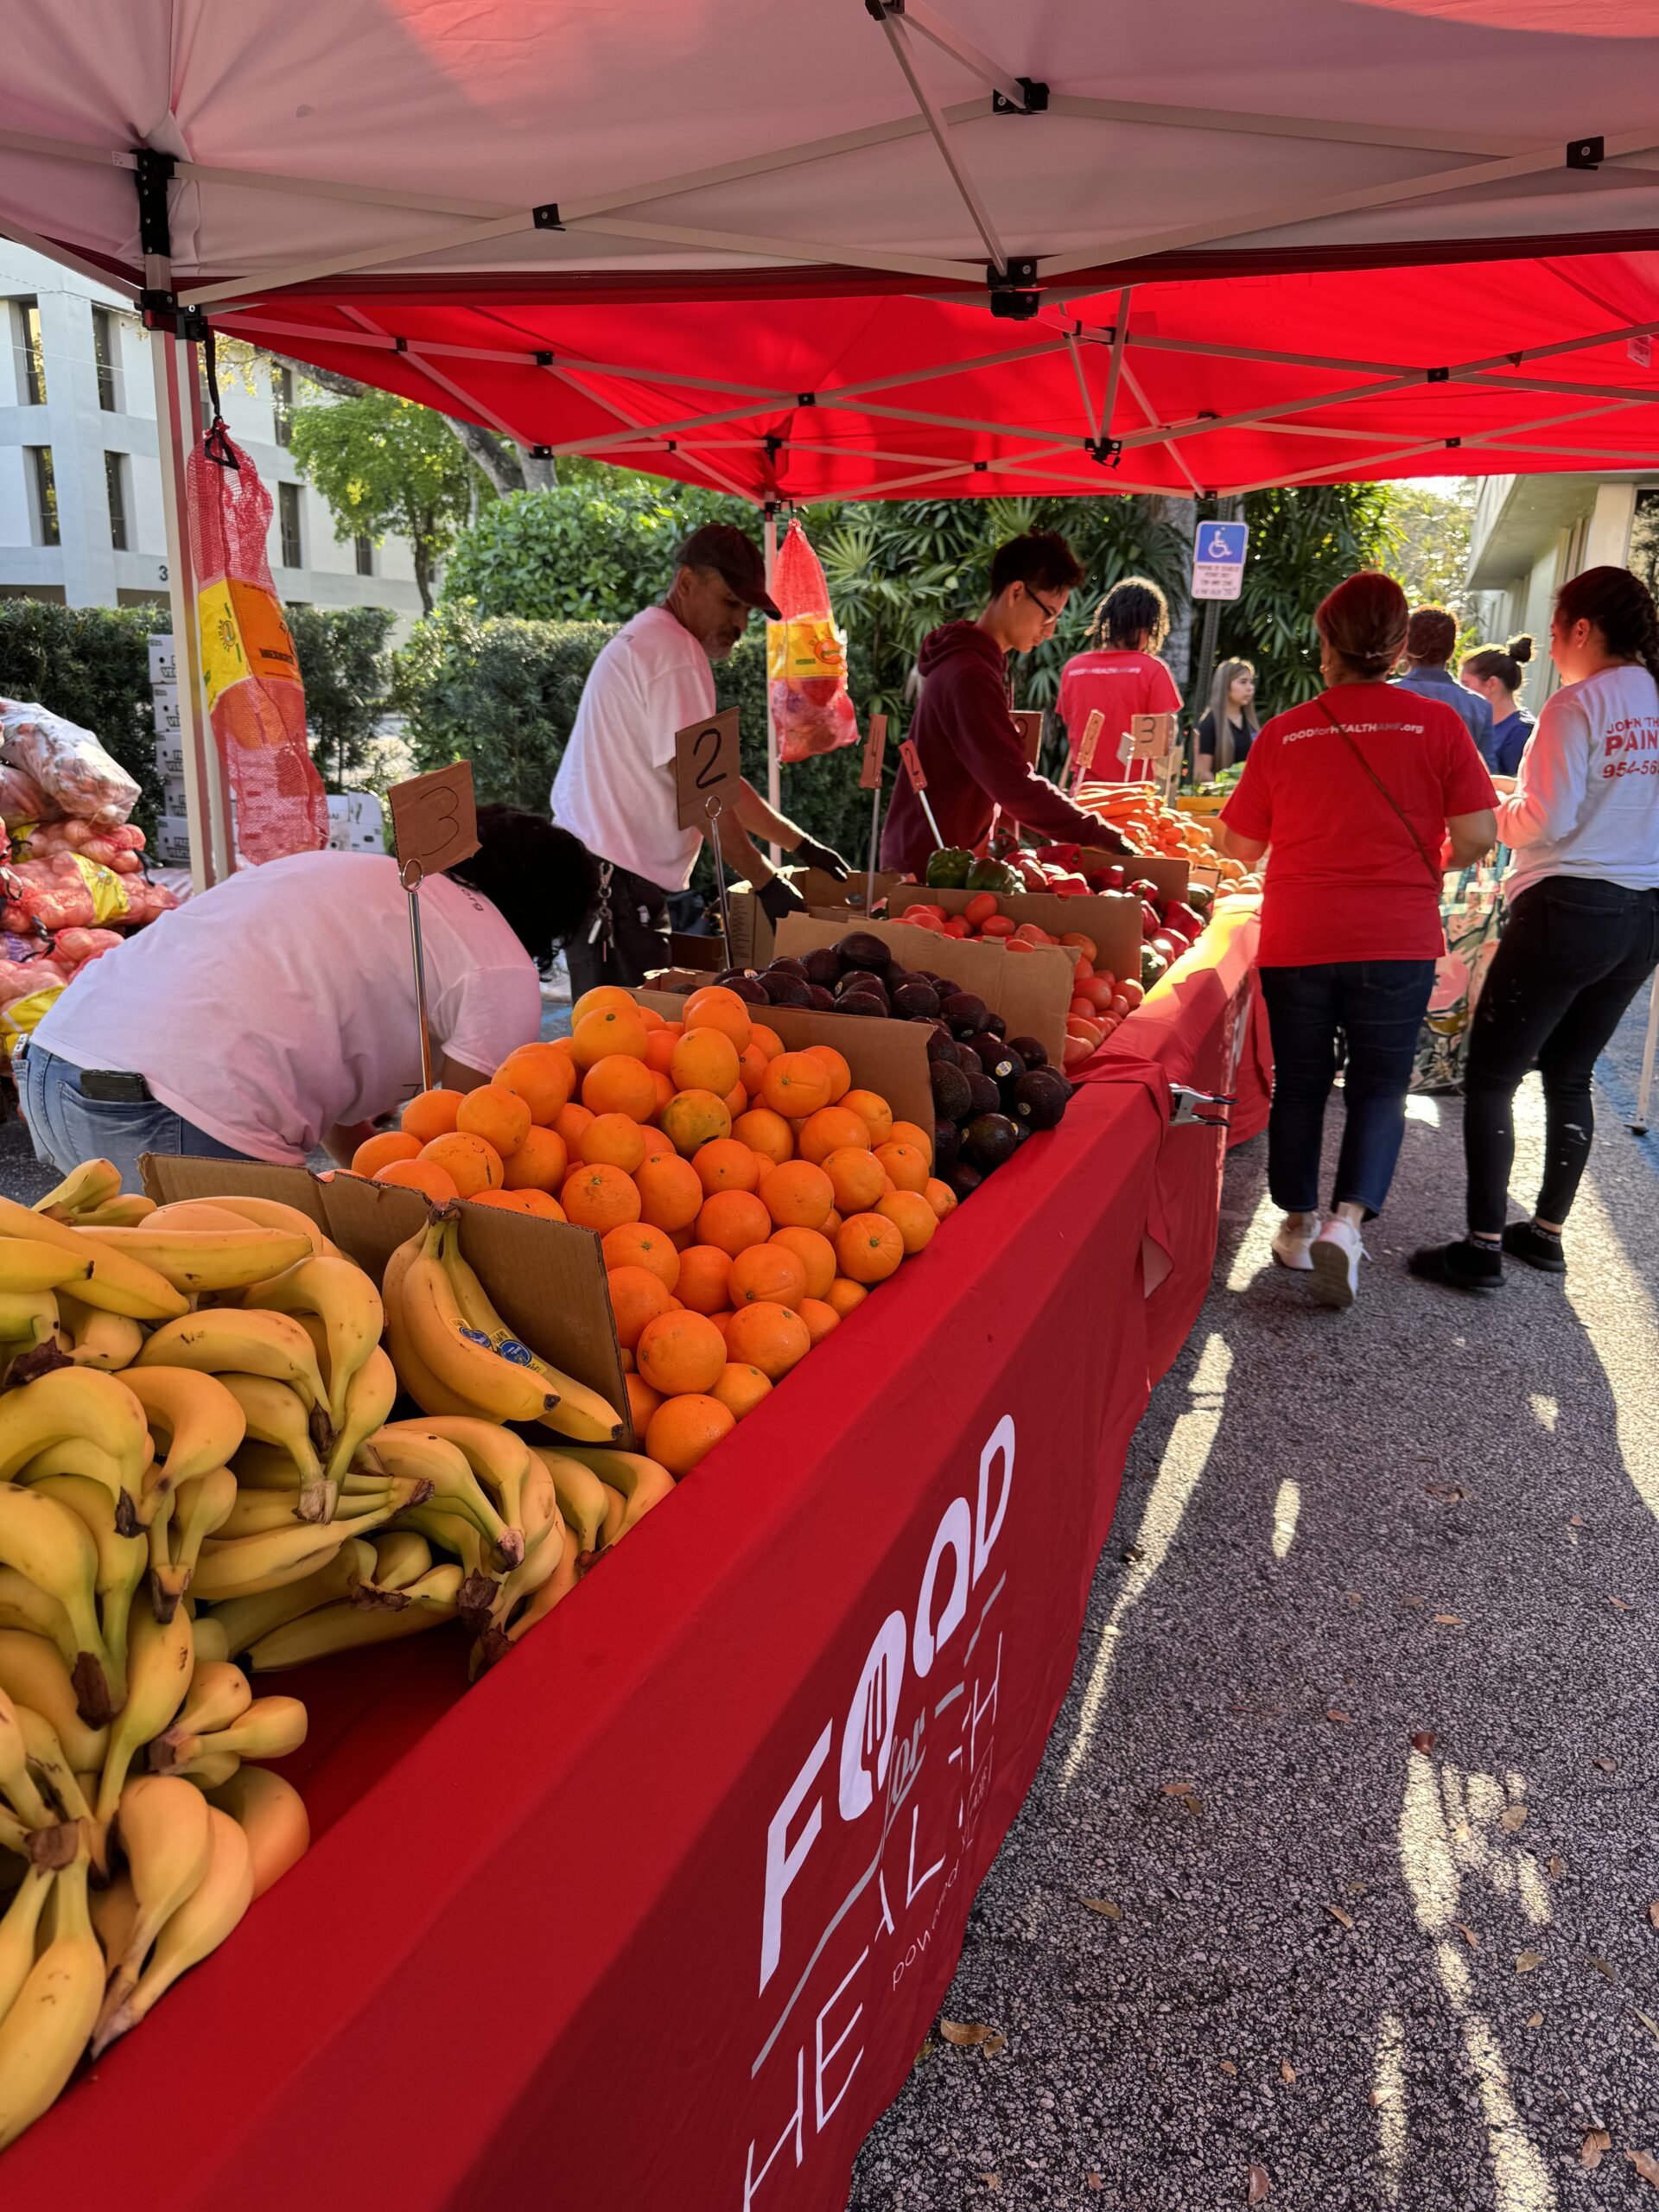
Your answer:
[564,856,671,997]
[1464,876,1659,1233]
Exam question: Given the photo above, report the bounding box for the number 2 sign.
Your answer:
[675,708,741,830]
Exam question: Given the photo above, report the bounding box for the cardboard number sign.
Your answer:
[1008,709,1043,769]
[388,759,479,878]
[898,738,928,791]
[1127,712,1177,761]
[675,708,741,830]
[860,712,889,792]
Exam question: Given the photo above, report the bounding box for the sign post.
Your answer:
[676,707,742,953]
[387,760,480,1092]
[860,711,888,918]
[899,737,944,852]
[1070,709,1104,797]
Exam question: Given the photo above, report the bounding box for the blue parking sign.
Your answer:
[1192,519,1249,601]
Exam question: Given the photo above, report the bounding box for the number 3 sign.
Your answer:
[675,708,741,830]
[388,759,480,880]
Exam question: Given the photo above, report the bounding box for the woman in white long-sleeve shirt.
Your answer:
[1413,566,1659,1291]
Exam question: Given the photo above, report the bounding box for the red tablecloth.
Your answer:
[10,934,1261,2212]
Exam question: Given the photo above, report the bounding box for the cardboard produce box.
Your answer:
[638,988,934,1135]
[726,867,906,970]
[773,912,1080,1066]
[1077,846,1191,903]
[139,1156,636,1447]
[886,884,1141,995]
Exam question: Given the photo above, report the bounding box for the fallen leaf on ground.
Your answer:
[977,2173,1001,2193]
[1325,1709,1354,1724]
[1280,2060,1296,2084]
[1085,2177,1103,2193]
[1161,1780,1197,1795]
[1589,1952,1615,1982]
[1410,1730,1437,1752]
[1499,1806,1528,1832]
[1548,1855,1566,1878]
[1629,2148,1659,2190]
[1582,2129,1611,2169]
[1570,1514,1586,1527]
[1083,1897,1122,1921]
[1248,2163,1271,2203]
[982,2031,1007,2056]
[1402,1595,1425,1608]
[1632,2009,1659,2043]
[1180,1793,1203,1817]
[1121,1544,1145,1563]
[940,2021,994,2047]
[1607,1595,1633,1612]
[1426,1484,1466,1500]
[1525,2011,1543,2028]
[1433,1614,1465,1626]
[1647,1904,1659,1931]
[1346,1880,1369,1897]
[1456,1923,1478,1948]
[1325,1904,1355,1929]
[1369,2088,1389,2108]
[1219,2060,1238,2076]
[1515,1951,1543,1972]
[1595,1757,1618,1771]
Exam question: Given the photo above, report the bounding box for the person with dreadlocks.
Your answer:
[1057,576,1184,784]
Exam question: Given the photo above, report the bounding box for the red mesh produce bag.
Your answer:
[186,432,327,864]
[766,519,859,761]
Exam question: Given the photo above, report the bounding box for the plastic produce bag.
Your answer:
[186,429,327,864]
[0,701,140,829]
[766,519,859,761]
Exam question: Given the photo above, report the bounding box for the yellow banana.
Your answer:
[73,1195,158,1228]
[171,1746,241,1789]
[531,1447,610,1560]
[0,1364,149,1504]
[321,1345,397,1495]
[89,1866,138,1959]
[13,1706,92,1825]
[0,1484,112,1724]
[0,1633,108,1772]
[367,1427,521,1567]
[76,1222,315,1294]
[94,1601,194,1828]
[0,1851,103,2149]
[368,1531,433,1592]
[382,1414,532,1532]
[504,1522,582,1644]
[0,1567,78,1674]
[28,1473,146,1711]
[137,1308,328,1412]
[396,1218,562,1427]
[382,1231,480,1417]
[189,1493,412,1603]
[0,1239,92,1294]
[143,1199,270,1234]
[152,1692,306,1774]
[120,1367,249,1491]
[189,1614,231,1669]
[247,1564,464,1670]
[0,1288,58,1349]
[206,1766,308,1898]
[90,1807,252,2057]
[164,1467,238,1601]
[554,1446,677,1543]
[98,1774,213,2030]
[54,1292,145,1373]
[215,1373,327,1489]
[33,1158,123,1221]
[0,1192,186,1321]
[390,1500,493,1583]
[598,1483,625,1548]
[0,1687,56,1828]
[481,1471,565,1637]
[200,1538,373,1656]
[199,1194,333,1255]
[442,1224,624,1443]
[173,1662,253,1738]
[241,1256,382,1429]
[0,1861,54,2015]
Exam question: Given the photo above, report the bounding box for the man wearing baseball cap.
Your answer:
[553,522,853,992]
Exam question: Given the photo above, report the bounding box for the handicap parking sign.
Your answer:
[1192,519,1249,601]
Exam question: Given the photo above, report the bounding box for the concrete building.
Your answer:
[1465,472,1659,706]
[1,243,423,627]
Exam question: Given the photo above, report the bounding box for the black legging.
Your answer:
[1464,876,1659,1233]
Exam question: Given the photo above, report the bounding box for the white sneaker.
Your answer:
[1271,1215,1319,1271]
[1310,1217,1364,1307]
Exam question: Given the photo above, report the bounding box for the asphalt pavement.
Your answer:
[849,1001,1659,2211]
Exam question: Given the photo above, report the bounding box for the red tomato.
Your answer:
[1119,979,1146,1009]
[941,917,972,938]
[1110,992,1131,1017]
[963,892,999,927]
[1059,931,1098,960]
[980,912,1017,938]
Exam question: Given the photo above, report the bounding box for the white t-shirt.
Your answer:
[550,605,715,892]
[34,852,541,1164]
[1498,663,1659,899]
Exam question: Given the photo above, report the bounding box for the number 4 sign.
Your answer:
[676,708,741,830]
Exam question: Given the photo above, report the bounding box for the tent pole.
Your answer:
[764,506,781,867]
[1632,969,1659,1136]
[148,314,220,896]
[178,334,238,881]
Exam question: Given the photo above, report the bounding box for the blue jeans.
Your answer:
[1259,961,1437,1218]
[22,1045,251,1194]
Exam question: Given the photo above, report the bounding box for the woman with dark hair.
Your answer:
[1057,575,1183,784]
[1217,572,1497,1306]
[1195,658,1259,781]
[1459,636,1535,777]
[1412,566,1659,1291]
[1395,605,1496,765]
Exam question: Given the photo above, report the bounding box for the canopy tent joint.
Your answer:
[798,392,817,407]
[1567,137,1604,170]
[988,256,1039,321]
[992,79,1048,116]
[532,202,563,229]
[134,143,180,326]
[535,350,556,365]
[1083,436,1122,467]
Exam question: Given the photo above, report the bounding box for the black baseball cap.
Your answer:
[674,523,782,620]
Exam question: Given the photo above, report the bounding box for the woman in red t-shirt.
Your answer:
[1217,572,1497,1306]
[1058,577,1183,785]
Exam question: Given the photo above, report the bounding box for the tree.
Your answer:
[287,388,480,613]
[285,605,397,790]
[1378,479,1475,610]
[1217,481,1394,715]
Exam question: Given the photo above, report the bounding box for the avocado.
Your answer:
[727,976,768,1003]
[767,957,810,981]
[1011,1070,1068,1129]
[890,979,941,1020]
[965,1071,1002,1119]
[945,1160,983,1200]
[836,991,888,1020]
[1006,1035,1047,1069]
[838,931,893,974]
[931,1117,962,1171]
[836,970,889,1008]
[920,1025,959,1064]
[762,972,812,1007]
[930,1060,974,1122]
[963,1112,1020,1170]
[940,990,990,1035]
[806,985,836,1010]
[802,945,843,987]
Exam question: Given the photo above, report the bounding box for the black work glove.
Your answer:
[793,836,854,880]
[758,874,808,923]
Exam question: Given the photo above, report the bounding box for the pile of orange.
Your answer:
[358,983,960,1478]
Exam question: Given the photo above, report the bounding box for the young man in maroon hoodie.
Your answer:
[880,531,1128,875]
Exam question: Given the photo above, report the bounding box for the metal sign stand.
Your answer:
[1631,967,1659,1135]
[866,779,885,918]
[705,791,734,952]
[402,859,436,1091]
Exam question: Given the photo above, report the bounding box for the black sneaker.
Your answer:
[1408,1238,1505,1294]
[1502,1221,1567,1274]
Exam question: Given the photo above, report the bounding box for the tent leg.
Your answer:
[149,323,221,893]
[179,335,238,881]
[1632,967,1659,1135]
[764,505,781,867]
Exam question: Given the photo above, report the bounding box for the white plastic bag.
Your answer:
[0,699,141,829]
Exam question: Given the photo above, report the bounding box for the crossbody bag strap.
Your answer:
[1313,696,1444,890]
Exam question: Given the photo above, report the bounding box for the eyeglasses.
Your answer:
[1024,584,1062,632]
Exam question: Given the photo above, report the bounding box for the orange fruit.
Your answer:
[728,1243,808,1310]
[420,1131,504,1198]
[681,985,753,1052]
[888,1120,934,1166]
[738,1043,771,1097]
[823,1209,843,1236]
[582,1053,658,1122]
[760,1160,835,1231]
[760,1052,834,1119]
[840,1089,894,1147]
[636,1005,664,1032]
[502,1125,569,1192]
[560,1162,642,1234]
[798,1297,841,1346]
[825,1275,868,1319]
[769,1225,836,1300]
[798,1106,870,1165]
[467,1188,559,1218]
[723,1080,750,1120]
[696,1188,772,1259]
[555,1102,595,1150]
[645,1025,682,1076]
[874,1141,930,1195]
[636,1122,677,1164]
[836,1211,905,1284]
[602,1223,681,1292]
[712,1362,773,1421]
[618,1347,635,1372]
[878,1189,938,1255]
[925,1177,959,1221]
[571,1006,650,1069]
[351,1130,420,1178]
[674,1244,733,1315]
[626,1371,664,1433]
[750,1020,785,1061]
[803,1046,851,1103]
[374,1158,459,1202]
[671,1027,741,1098]
[725,1301,811,1381]
[734,1108,794,1166]
[455,1084,532,1159]
[694,1137,761,1197]
[493,1046,575,1126]
[637,1308,727,1396]
[660,1089,732,1157]
[823,1147,886,1215]
[571,985,640,1028]
[706,1309,734,1348]
[607,1264,675,1350]
[646,1393,734,1477]
[634,1152,703,1233]
[518,1191,568,1221]
[578,1113,648,1174]
[650,1070,675,1119]
[401,1088,463,1144]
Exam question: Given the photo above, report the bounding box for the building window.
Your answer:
[354,534,375,576]
[27,448,60,546]
[105,453,130,551]
[272,365,294,448]
[11,298,47,405]
[278,480,303,569]
[92,307,122,411]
